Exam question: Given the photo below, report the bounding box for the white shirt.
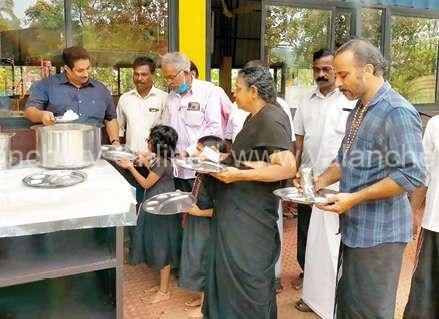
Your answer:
[422,115,439,232]
[117,87,168,152]
[294,87,356,174]
[164,78,223,179]
[224,97,296,143]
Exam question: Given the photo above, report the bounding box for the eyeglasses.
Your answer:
[164,70,183,82]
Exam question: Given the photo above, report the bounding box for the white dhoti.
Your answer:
[302,206,341,319]
[275,201,283,278]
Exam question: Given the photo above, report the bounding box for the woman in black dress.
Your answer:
[116,125,181,304]
[203,66,296,319]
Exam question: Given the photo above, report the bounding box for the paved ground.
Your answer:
[123,217,417,319]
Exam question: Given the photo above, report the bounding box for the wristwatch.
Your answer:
[111,139,120,144]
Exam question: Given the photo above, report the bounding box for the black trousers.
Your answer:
[403,228,439,319]
[297,204,312,272]
[336,242,406,319]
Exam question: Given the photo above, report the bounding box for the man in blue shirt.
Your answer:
[316,39,426,318]
[24,46,120,145]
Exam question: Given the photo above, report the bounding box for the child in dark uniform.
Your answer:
[116,125,181,304]
[179,135,231,318]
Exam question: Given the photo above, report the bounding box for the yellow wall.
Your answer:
[178,0,206,79]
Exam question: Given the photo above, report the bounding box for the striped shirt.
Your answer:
[336,81,426,248]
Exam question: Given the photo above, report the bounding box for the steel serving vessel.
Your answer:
[32,123,101,169]
[0,132,15,169]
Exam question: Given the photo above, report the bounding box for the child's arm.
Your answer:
[186,204,213,217]
[116,159,160,189]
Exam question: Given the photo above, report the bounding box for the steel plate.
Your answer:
[55,116,77,123]
[23,170,87,188]
[102,149,137,161]
[273,187,336,205]
[173,157,224,173]
[142,191,196,215]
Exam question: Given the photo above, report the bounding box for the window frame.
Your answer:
[261,0,439,111]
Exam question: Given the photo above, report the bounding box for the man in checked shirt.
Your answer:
[316,38,426,318]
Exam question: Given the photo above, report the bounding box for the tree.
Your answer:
[0,0,19,31]
[265,6,331,86]
[24,0,64,30]
[23,0,169,94]
[390,16,438,104]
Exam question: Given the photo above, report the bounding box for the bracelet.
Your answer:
[111,139,119,144]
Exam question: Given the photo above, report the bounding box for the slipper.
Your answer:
[143,285,159,293]
[186,307,204,319]
[185,297,202,307]
[295,299,313,313]
[141,290,170,304]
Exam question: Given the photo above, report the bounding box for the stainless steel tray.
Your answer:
[173,157,224,173]
[101,144,125,152]
[273,187,337,205]
[142,191,196,215]
[23,170,87,188]
[101,146,137,161]
[55,116,77,123]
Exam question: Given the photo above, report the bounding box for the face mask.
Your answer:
[176,78,190,94]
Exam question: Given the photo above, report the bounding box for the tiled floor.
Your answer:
[123,217,417,319]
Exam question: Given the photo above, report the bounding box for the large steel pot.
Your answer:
[0,132,15,169]
[32,123,101,169]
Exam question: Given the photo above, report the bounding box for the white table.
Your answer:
[0,160,137,319]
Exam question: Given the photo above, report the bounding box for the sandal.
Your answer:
[141,290,170,304]
[185,297,202,307]
[295,299,313,313]
[143,285,159,293]
[187,307,204,319]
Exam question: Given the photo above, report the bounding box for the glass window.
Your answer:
[264,6,332,107]
[72,0,169,94]
[361,8,383,49]
[210,68,219,86]
[0,0,65,114]
[335,10,352,48]
[0,0,169,119]
[391,15,439,104]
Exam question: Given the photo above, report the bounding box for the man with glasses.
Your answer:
[293,48,356,318]
[161,52,222,192]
